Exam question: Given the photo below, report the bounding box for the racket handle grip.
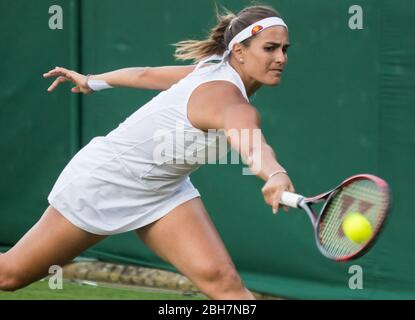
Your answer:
[280,192,304,208]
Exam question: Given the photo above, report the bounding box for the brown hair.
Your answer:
[173,5,282,62]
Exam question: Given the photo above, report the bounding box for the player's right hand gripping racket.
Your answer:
[280,174,390,262]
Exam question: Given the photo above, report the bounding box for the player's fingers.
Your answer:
[283,185,293,212]
[54,66,71,75]
[262,189,275,213]
[43,70,64,78]
[262,193,272,209]
[272,191,283,214]
[43,67,59,77]
[43,66,64,77]
[261,186,271,202]
[47,76,68,92]
[47,77,66,91]
[44,67,75,81]
[71,86,81,93]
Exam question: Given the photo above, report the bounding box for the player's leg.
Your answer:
[136,197,255,300]
[0,205,106,291]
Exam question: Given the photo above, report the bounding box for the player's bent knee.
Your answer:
[0,280,19,292]
[200,263,244,293]
[0,273,23,292]
[0,261,26,292]
[217,268,244,293]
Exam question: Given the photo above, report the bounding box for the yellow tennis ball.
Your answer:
[342,212,373,244]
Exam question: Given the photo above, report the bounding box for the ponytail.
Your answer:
[173,11,236,62]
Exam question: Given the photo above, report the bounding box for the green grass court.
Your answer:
[0,279,206,300]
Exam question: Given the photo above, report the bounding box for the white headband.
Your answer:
[194,17,288,72]
[227,17,288,52]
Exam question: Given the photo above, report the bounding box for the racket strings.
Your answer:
[323,183,386,256]
[322,183,381,253]
[323,184,380,246]
[318,180,388,259]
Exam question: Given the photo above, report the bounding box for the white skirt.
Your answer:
[47,137,200,235]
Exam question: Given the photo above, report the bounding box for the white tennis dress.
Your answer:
[47,60,249,235]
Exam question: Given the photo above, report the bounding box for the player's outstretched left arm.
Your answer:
[43,65,196,94]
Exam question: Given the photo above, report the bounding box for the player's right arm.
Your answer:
[43,65,196,93]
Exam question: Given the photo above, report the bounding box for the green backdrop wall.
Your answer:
[1,0,414,299]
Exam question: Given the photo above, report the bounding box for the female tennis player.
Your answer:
[0,5,294,299]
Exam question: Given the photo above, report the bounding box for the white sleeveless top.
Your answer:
[47,60,249,235]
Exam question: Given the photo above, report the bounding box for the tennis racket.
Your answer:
[280,174,390,262]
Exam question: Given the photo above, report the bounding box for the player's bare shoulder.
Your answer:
[187,81,248,131]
